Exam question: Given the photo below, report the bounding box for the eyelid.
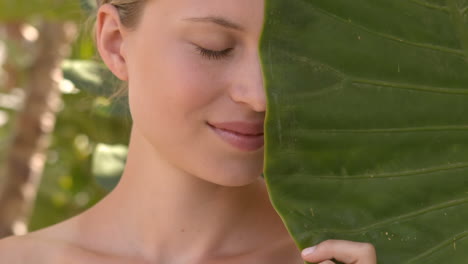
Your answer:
[193,44,234,60]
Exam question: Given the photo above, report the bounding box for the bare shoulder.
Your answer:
[0,234,63,264]
[0,235,24,263]
[0,214,149,264]
[0,233,82,264]
[0,232,150,264]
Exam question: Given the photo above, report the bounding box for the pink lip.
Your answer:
[209,121,264,135]
[208,121,264,151]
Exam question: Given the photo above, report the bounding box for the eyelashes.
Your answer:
[195,46,233,60]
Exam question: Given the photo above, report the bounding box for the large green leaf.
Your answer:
[261,0,468,263]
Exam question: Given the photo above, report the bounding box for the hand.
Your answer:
[301,239,376,264]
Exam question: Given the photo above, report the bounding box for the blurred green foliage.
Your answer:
[0,0,83,21]
[0,0,131,231]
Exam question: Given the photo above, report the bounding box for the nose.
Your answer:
[229,51,266,113]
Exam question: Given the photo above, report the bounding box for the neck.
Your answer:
[75,126,284,263]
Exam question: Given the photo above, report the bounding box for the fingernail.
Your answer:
[301,246,316,256]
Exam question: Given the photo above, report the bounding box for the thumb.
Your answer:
[300,239,376,264]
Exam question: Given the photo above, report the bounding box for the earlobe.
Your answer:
[95,4,129,81]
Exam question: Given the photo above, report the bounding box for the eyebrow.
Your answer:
[182,16,245,32]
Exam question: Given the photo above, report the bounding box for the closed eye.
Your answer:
[195,46,233,60]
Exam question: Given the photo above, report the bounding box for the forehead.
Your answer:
[140,0,265,34]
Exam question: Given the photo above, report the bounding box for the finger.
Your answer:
[319,261,336,264]
[301,239,376,264]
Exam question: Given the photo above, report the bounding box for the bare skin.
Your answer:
[0,0,376,263]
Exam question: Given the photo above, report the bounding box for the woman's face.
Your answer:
[122,0,266,186]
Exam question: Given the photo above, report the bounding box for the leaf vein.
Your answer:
[308,161,468,180]
[409,0,450,12]
[352,78,468,95]
[278,50,468,95]
[306,197,468,235]
[307,125,468,134]
[308,4,465,57]
[447,0,468,61]
[405,230,468,263]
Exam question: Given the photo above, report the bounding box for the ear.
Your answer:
[95,4,129,81]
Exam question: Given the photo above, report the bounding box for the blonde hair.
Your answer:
[96,0,147,29]
[93,0,148,100]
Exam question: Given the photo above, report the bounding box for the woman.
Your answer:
[0,0,377,263]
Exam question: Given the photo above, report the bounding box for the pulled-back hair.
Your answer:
[92,0,149,100]
[96,0,148,29]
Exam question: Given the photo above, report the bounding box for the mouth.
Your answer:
[207,122,264,152]
[207,121,264,136]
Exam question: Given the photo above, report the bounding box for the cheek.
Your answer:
[129,41,224,121]
[125,35,263,185]
[168,52,225,114]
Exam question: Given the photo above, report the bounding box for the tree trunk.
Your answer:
[0,21,76,238]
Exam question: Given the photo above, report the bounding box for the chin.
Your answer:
[204,167,264,187]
